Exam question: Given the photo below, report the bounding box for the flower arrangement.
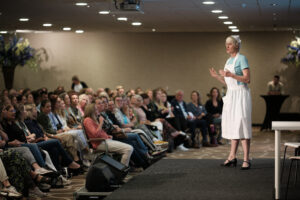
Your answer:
[0,34,47,70]
[281,37,300,67]
[0,34,48,89]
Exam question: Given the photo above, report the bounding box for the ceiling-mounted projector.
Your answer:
[114,0,142,11]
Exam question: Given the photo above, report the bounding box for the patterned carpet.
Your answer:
[41,127,300,200]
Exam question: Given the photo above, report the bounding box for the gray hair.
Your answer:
[133,94,143,102]
[226,35,241,51]
[175,90,184,95]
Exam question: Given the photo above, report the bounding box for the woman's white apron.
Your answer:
[222,54,252,139]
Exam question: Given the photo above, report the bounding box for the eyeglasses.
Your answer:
[8,109,16,113]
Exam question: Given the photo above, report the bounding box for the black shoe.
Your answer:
[240,161,251,170]
[220,158,237,167]
[37,183,51,192]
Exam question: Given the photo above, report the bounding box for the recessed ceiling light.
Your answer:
[99,11,110,15]
[228,26,237,29]
[76,2,88,6]
[223,21,233,25]
[34,31,53,34]
[132,22,142,26]
[152,28,156,32]
[117,17,128,21]
[231,29,240,32]
[270,3,277,6]
[202,1,215,5]
[16,29,33,33]
[19,18,29,22]
[218,16,228,19]
[0,31,8,34]
[211,10,222,13]
[75,30,84,33]
[63,27,72,31]
[43,23,52,27]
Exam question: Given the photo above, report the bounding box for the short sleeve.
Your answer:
[240,56,249,70]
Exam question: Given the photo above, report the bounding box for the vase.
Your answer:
[2,65,16,89]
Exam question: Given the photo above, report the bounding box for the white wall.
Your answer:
[1,31,299,123]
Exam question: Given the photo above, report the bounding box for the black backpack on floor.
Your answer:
[85,161,116,192]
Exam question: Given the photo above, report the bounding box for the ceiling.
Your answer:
[0,0,300,33]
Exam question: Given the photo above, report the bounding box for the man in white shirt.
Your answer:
[267,75,284,95]
[71,75,88,93]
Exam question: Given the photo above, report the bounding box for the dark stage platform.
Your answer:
[105,159,300,200]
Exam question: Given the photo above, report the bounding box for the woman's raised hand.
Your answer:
[209,68,218,78]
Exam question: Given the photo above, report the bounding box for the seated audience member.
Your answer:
[115,97,155,148]
[1,89,9,97]
[54,86,65,95]
[26,93,35,105]
[22,88,31,96]
[0,120,51,178]
[0,95,11,106]
[0,158,22,198]
[205,87,223,145]
[69,94,83,123]
[160,90,175,118]
[114,96,136,128]
[140,93,187,151]
[60,93,81,129]
[95,97,150,168]
[36,90,48,112]
[71,75,88,93]
[9,95,18,107]
[52,97,89,150]
[83,103,133,166]
[151,88,174,119]
[107,99,122,127]
[50,97,90,166]
[17,94,27,105]
[116,86,125,97]
[0,150,48,198]
[135,87,143,95]
[145,89,153,101]
[78,94,89,116]
[171,90,199,147]
[8,89,18,97]
[84,88,95,103]
[267,75,284,95]
[24,104,80,171]
[187,91,217,147]
[37,100,81,163]
[1,104,50,170]
[104,88,112,97]
[96,88,105,97]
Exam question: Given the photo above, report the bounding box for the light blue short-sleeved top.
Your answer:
[226,54,249,85]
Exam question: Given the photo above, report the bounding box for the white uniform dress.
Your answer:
[222,53,252,139]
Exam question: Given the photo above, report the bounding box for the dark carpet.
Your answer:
[105,159,300,200]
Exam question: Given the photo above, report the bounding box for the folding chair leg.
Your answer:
[286,160,294,200]
[281,146,288,183]
[294,148,300,186]
[295,160,298,186]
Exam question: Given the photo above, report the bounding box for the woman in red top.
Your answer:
[83,103,133,166]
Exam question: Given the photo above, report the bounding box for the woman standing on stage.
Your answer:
[209,35,252,170]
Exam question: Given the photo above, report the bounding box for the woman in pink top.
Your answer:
[83,104,133,166]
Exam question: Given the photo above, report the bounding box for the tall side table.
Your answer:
[261,95,289,131]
